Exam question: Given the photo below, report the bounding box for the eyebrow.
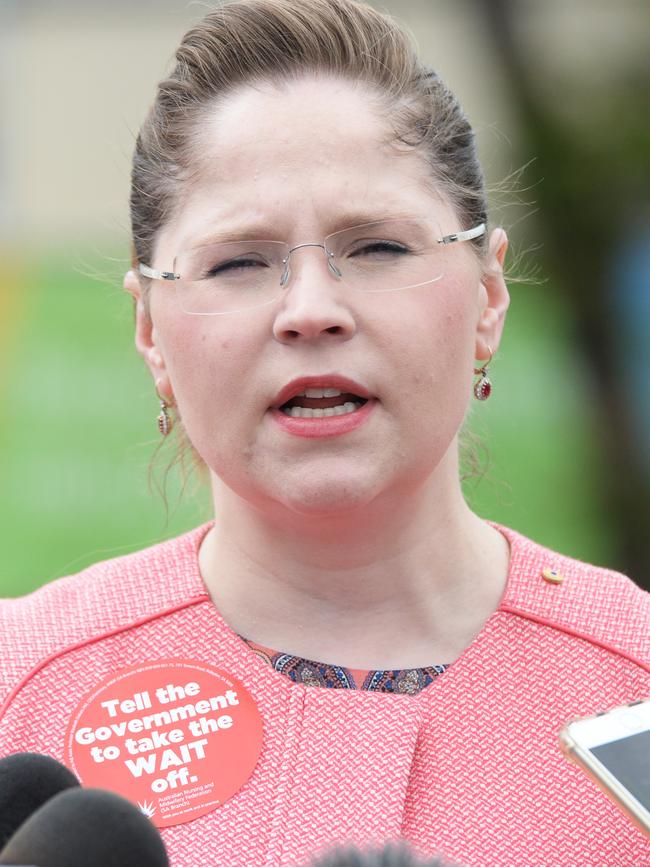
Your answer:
[187,208,419,249]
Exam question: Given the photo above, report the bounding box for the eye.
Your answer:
[347,240,410,259]
[205,255,270,278]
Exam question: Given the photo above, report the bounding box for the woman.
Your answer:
[1,1,648,865]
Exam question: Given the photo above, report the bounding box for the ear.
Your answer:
[123,270,174,400]
[475,228,510,361]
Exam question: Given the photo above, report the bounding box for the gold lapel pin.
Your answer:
[542,567,565,585]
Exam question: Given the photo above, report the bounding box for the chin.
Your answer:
[272,475,382,518]
[209,459,384,518]
[276,484,375,518]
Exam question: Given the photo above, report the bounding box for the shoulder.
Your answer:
[0,525,211,698]
[495,523,650,666]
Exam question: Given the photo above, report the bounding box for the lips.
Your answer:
[270,375,373,409]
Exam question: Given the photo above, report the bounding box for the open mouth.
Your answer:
[280,388,369,418]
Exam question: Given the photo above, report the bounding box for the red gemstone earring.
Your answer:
[473,346,493,401]
[156,386,174,436]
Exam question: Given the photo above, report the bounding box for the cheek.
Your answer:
[375,279,479,395]
[157,316,259,432]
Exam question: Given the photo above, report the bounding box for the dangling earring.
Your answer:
[473,346,493,401]
[156,387,174,436]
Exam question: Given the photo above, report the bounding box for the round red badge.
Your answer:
[66,659,263,827]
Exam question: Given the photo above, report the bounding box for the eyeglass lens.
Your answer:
[174,218,450,314]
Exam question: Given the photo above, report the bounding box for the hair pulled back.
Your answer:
[130,0,487,276]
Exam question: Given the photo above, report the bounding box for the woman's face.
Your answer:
[127,75,508,518]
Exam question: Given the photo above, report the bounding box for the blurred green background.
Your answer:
[1,0,648,596]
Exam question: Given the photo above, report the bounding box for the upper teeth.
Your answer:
[297,388,343,398]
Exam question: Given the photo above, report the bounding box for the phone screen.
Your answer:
[590,728,650,810]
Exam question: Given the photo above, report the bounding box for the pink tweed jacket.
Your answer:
[1,523,649,867]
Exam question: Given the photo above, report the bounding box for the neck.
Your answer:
[199,461,510,669]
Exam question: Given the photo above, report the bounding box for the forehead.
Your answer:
[160,76,456,253]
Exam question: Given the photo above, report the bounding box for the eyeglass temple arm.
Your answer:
[438,223,486,245]
[138,263,180,281]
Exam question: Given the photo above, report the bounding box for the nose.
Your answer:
[272,247,356,343]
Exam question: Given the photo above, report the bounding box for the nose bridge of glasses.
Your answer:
[280,242,342,288]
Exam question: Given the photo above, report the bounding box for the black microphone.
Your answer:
[0,753,79,849]
[0,787,169,866]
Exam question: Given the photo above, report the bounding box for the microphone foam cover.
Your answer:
[0,753,79,849]
[0,787,169,867]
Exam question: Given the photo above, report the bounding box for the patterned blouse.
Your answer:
[240,636,449,695]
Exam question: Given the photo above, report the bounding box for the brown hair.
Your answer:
[130,0,487,281]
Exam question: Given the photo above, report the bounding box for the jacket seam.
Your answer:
[0,594,211,721]
[499,603,650,674]
[264,686,305,867]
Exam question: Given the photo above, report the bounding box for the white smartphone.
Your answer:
[559,696,650,837]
